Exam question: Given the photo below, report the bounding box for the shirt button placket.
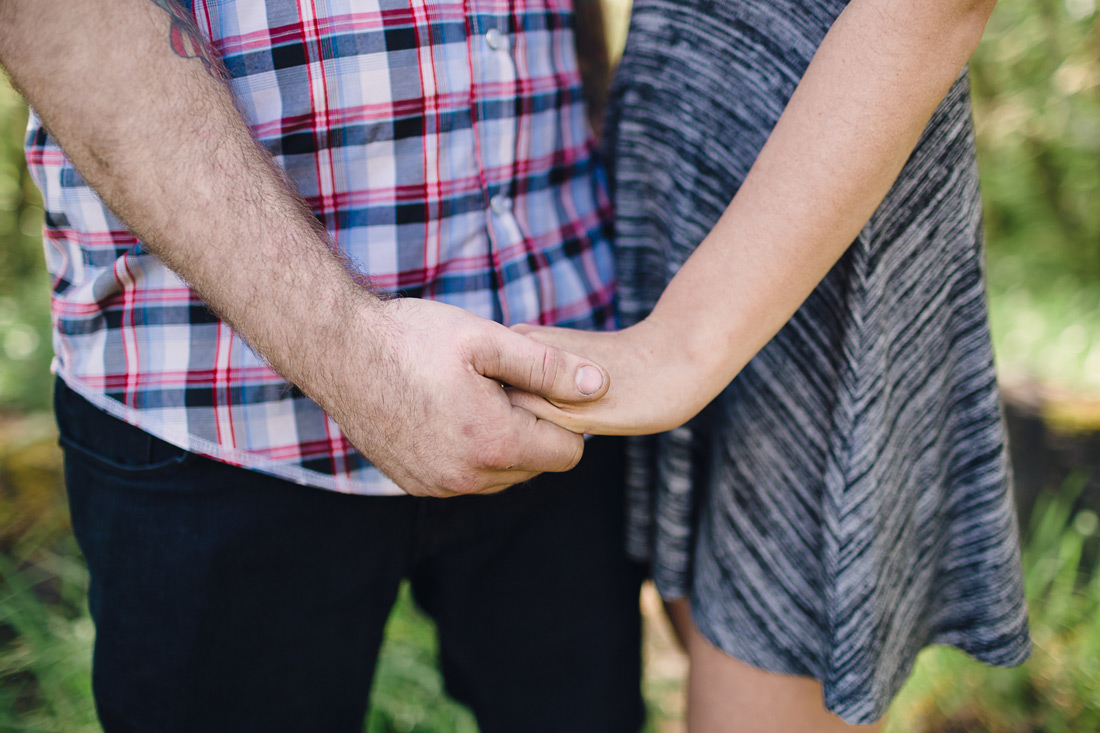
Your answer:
[475,13,527,322]
[483,23,517,228]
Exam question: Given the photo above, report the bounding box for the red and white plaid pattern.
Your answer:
[26,0,615,494]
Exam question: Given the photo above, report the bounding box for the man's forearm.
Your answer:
[0,0,613,496]
[0,0,380,402]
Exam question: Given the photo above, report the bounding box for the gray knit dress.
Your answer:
[605,0,1031,723]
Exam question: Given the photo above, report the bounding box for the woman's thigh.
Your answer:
[667,599,884,733]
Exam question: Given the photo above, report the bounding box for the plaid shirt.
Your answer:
[26,0,615,495]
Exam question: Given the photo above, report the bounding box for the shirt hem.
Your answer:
[54,368,406,497]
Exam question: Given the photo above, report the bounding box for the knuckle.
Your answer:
[474,436,512,472]
[462,416,516,471]
[439,469,478,496]
[403,483,430,497]
[561,436,584,471]
[461,329,501,374]
[536,346,563,394]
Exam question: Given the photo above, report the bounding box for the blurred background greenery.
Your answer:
[1,0,1097,730]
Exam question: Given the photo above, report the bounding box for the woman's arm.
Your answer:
[510,0,998,435]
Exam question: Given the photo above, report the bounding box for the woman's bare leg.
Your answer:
[663,597,694,652]
[675,600,884,733]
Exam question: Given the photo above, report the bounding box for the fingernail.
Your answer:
[576,365,603,395]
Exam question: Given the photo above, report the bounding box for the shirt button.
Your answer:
[490,194,512,215]
[485,28,507,51]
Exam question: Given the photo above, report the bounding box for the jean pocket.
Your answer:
[54,379,191,473]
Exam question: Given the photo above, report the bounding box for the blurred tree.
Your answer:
[972,0,1100,392]
[0,79,50,412]
[972,0,1099,281]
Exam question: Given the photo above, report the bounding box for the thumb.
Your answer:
[471,326,610,403]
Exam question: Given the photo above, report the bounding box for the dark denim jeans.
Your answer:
[55,379,645,733]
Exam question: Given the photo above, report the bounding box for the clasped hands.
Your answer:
[321,297,708,497]
[324,297,707,499]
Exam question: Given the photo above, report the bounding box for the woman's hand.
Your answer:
[507,319,715,436]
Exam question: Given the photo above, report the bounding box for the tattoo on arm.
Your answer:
[149,0,225,79]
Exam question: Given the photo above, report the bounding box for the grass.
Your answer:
[364,586,478,733]
[0,539,97,733]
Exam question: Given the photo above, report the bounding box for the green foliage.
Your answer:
[973,0,1100,280]
[887,474,1100,732]
[0,540,97,733]
[972,0,1100,392]
[0,79,51,413]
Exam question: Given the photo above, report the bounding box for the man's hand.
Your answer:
[321,298,608,497]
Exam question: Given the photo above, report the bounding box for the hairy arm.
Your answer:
[511,0,998,434]
[0,0,609,495]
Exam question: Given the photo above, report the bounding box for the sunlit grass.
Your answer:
[365,586,478,733]
[988,261,1100,395]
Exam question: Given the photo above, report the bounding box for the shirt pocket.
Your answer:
[54,380,191,474]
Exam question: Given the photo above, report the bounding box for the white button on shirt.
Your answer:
[485,27,507,51]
